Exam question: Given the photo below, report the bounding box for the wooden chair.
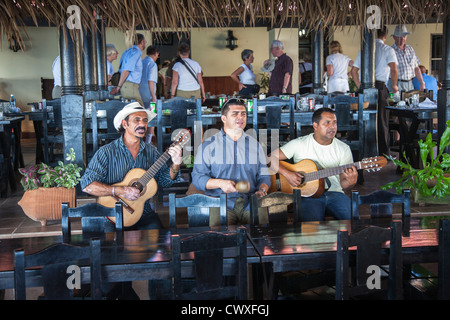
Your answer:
[249,189,302,299]
[351,189,411,236]
[14,238,102,300]
[41,99,63,165]
[61,202,124,243]
[323,93,365,161]
[335,221,403,300]
[171,226,247,300]
[88,100,126,156]
[249,189,302,226]
[168,193,227,228]
[252,96,296,142]
[439,219,450,300]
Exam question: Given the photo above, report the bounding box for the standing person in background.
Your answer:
[298,53,313,94]
[351,26,398,156]
[139,46,160,108]
[106,44,119,85]
[230,49,259,97]
[266,40,293,96]
[158,60,171,98]
[171,43,205,101]
[110,33,146,105]
[139,46,159,144]
[389,24,424,93]
[52,56,61,99]
[326,41,353,93]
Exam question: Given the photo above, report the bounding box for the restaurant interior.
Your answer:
[0,0,450,302]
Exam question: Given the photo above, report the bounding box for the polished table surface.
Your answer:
[248,216,440,272]
[0,216,443,290]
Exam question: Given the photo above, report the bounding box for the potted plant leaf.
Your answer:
[381,120,450,204]
[17,148,82,226]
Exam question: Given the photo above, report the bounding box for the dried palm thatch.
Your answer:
[1,0,448,50]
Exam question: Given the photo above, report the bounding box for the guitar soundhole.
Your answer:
[132,181,144,192]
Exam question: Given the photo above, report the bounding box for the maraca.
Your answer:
[235,180,250,193]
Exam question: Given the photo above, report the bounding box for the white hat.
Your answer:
[113,102,156,130]
[392,24,410,37]
[261,59,276,73]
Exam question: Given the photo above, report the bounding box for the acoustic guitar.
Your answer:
[98,129,191,227]
[269,156,387,197]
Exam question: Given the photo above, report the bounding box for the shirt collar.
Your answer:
[117,135,146,152]
[220,128,247,142]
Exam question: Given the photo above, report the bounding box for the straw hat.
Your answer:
[392,24,411,37]
[113,102,156,130]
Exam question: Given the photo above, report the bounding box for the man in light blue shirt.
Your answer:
[110,33,146,105]
[413,65,438,101]
[139,46,160,108]
[192,98,271,225]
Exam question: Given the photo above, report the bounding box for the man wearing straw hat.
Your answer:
[80,102,183,230]
[389,24,425,93]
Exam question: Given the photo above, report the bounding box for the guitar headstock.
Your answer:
[171,128,192,148]
[359,156,387,172]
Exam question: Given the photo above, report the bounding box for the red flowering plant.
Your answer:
[18,148,82,191]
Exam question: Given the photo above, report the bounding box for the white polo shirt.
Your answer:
[353,39,398,83]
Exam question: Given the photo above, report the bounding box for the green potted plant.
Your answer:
[17,148,82,226]
[381,120,450,204]
[259,72,270,93]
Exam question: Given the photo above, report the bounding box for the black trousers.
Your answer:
[375,81,390,156]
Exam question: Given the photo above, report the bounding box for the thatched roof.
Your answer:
[1,0,449,50]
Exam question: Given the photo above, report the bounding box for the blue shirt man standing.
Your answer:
[110,33,146,105]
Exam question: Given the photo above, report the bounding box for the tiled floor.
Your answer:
[1,138,450,239]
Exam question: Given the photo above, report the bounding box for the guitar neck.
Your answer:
[304,161,362,183]
[138,151,171,185]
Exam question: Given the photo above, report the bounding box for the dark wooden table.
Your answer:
[387,106,437,168]
[0,216,442,294]
[0,225,260,291]
[248,216,440,274]
[0,116,25,198]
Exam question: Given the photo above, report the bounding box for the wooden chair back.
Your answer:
[168,193,227,228]
[351,189,411,236]
[171,226,247,300]
[335,221,403,300]
[14,238,102,300]
[61,202,123,243]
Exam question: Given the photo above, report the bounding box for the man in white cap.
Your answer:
[80,102,183,230]
[390,24,425,92]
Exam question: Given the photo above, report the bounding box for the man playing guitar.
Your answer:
[269,107,358,221]
[80,102,183,230]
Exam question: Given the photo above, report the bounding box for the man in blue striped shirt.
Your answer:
[81,102,183,230]
[192,98,271,225]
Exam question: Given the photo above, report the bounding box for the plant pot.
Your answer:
[18,187,76,226]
